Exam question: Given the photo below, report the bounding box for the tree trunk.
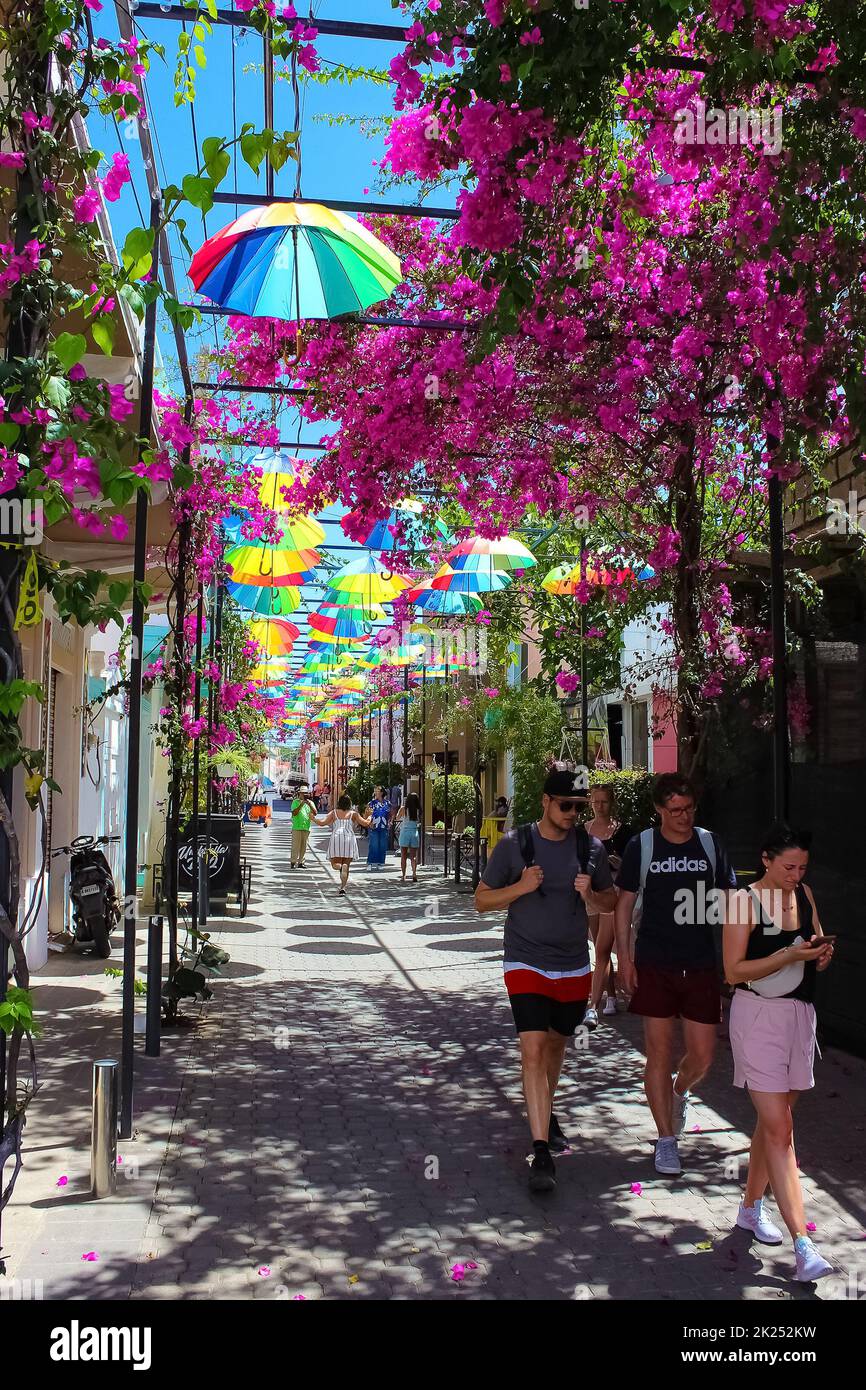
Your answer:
[671,429,707,786]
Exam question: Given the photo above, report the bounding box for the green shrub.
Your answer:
[429,772,477,822]
[587,768,655,830]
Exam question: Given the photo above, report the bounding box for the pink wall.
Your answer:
[652,692,679,772]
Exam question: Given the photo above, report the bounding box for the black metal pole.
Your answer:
[443,652,450,876]
[402,666,409,805]
[580,535,589,767]
[768,474,790,820]
[164,507,191,995]
[144,915,162,1057]
[420,663,427,867]
[120,195,160,1139]
[190,586,204,938]
[202,573,218,924]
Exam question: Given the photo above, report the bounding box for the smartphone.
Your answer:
[808,935,836,947]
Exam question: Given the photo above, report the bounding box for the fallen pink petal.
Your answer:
[81,1252,99,1262]
[56,1175,68,1187]
[630,1183,642,1195]
[806,1222,817,1232]
[258,1266,272,1277]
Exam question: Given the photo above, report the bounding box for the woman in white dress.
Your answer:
[313,795,372,895]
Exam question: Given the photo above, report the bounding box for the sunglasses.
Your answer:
[553,798,585,812]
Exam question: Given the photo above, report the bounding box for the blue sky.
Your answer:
[90,3,458,736]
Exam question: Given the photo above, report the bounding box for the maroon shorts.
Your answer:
[629,965,721,1025]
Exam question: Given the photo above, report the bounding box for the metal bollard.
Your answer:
[145,915,162,1058]
[91,1059,118,1198]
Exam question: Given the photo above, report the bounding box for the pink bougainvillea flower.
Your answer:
[806,1222,817,1233]
[101,151,131,203]
[0,152,25,170]
[258,1265,272,1278]
[56,1175,68,1187]
[81,1251,100,1262]
[630,1182,642,1195]
[292,1294,306,1300]
[73,187,100,224]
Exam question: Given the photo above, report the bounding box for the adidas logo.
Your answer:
[650,857,709,874]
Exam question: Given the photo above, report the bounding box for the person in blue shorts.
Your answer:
[396,791,421,882]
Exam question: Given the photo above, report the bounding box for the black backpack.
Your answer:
[513,822,597,898]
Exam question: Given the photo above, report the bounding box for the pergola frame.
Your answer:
[112,0,791,1135]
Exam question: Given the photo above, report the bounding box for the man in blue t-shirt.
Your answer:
[615,773,736,1176]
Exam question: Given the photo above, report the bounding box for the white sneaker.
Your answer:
[602,994,617,1015]
[736,1199,784,1245]
[654,1137,682,1175]
[672,1083,690,1137]
[583,1007,599,1031]
[794,1236,833,1282]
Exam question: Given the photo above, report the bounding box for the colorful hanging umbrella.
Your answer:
[424,564,511,596]
[316,586,388,620]
[226,543,319,586]
[445,535,537,574]
[226,580,301,616]
[405,582,484,615]
[354,643,425,670]
[189,202,402,320]
[224,511,325,550]
[542,559,641,594]
[327,554,414,606]
[307,609,372,645]
[246,619,300,658]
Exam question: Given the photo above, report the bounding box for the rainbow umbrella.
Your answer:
[327,554,414,606]
[225,543,319,586]
[424,564,511,596]
[189,202,402,320]
[542,559,641,594]
[226,580,301,616]
[224,511,325,550]
[307,609,372,645]
[406,582,483,616]
[354,643,425,670]
[246,619,300,657]
[345,499,453,553]
[445,535,537,574]
[316,587,388,620]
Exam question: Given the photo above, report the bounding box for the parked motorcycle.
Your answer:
[51,834,122,958]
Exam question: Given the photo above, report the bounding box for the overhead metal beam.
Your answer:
[190,306,476,331]
[133,6,434,43]
[208,191,459,220]
[115,0,193,402]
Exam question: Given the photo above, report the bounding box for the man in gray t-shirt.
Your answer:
[475,768,615,1192]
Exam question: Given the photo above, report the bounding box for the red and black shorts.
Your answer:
[504,964,590,1037]
[628,964,721,1025]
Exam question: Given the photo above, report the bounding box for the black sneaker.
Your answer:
[548,1113,569,1154]
[528,1146,556,1193]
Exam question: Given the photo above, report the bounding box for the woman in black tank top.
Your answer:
[722,825,835,1283]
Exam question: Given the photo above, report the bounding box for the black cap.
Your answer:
[543,766,590,799]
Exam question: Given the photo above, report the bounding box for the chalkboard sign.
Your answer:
[178,815,242,901]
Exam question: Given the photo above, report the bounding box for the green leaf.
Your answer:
[109,581,131,606]
[201,136,230,185]
[53,332,87,372]
[118,282,145,319]
[0,422,20,446]
[194,45,207,68]
[203,0,218,17]
[182,173,214,214]
[44,376,70,411]
[240,132,266,174]
[92,318,116,357]
[121,226,154,280]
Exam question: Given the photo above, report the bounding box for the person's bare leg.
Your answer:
[745,1089,800,1206]
[340,861,350,891]
[674,1018,717,1097]
[747,1090,806,1239]
[545,1028,568,1105]
[520,1031,554,1141]
[400,847,407,880]
[589,914,615,1010]
[643,1016,676,1137]
[411,848,418,880]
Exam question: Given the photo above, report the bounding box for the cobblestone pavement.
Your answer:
[6,813,866,1301]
